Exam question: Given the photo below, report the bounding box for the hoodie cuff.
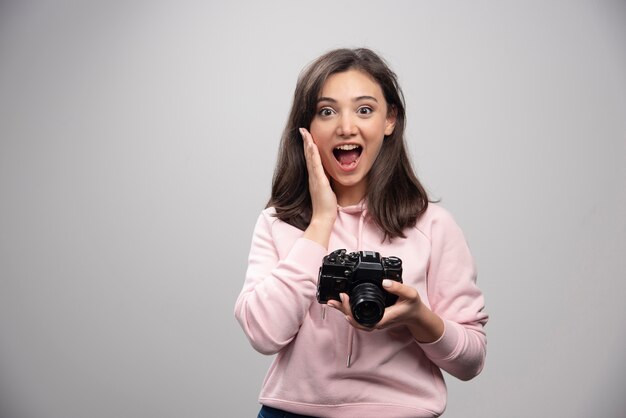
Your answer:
[417,319,464,361]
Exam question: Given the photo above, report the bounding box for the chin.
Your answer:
[331,175,366,189]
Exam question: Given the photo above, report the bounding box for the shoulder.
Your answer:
[414,203,464,241]
[261,206,277,219]
[253,207,281,231]
[255,206,302,237]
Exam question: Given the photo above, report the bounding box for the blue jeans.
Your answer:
[257,405,319,418]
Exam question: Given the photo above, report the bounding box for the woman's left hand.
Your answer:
[327,279,445,343]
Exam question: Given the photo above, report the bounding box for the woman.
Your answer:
[235,48,488,418]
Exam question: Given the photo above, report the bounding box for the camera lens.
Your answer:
[350,283,385,327]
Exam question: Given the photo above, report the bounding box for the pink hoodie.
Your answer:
[235,202,488,418]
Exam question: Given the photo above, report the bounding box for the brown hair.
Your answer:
[267,48,429,240]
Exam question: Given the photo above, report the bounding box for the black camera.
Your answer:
[316,249,403,327]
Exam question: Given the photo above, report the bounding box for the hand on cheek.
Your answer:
[300,128,337,248]
[300,128,337,222]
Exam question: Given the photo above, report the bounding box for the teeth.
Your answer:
[335,144,360,151]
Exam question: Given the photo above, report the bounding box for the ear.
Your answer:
[384,105,397,136]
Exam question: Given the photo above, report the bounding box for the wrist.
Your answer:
[303,217,335,249]
[309,215,336,229]
[311,203,337,223]
[408,304,445,344]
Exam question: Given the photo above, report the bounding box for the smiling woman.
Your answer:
[268,49,430,240]
[234,48,488,418]
[309,69,395,206]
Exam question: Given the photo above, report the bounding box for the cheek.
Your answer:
[309,123,333,143]
[367,142,384,164]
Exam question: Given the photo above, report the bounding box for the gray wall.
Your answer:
[1,1,625,417]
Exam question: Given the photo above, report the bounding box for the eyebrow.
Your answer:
[317,95,379,103]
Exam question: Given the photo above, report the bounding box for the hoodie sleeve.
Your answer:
[417,207,488,381]
[234,211,328,355]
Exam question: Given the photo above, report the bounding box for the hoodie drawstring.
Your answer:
[346,327,354,367]
[346,208,367,368]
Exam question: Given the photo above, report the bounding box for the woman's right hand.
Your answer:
[300,127,337,248]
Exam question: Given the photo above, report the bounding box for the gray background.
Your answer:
[1,1,625,417]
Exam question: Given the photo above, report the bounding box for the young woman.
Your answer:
[235,48,488,418]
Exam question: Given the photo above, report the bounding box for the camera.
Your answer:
[316,249,403,327]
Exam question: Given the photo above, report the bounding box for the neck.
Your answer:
[333,182,366,207]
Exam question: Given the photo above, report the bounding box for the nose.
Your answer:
[336,113,357,138]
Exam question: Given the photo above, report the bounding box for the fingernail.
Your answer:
[339,293,345,302]
[299,128,305,138]
[382,279,392,288]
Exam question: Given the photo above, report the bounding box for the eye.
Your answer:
[318,107,335,117]
[357,106,373,115]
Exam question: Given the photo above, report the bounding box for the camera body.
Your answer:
[316,249,403,327]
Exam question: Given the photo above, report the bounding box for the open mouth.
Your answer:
[333,144,362,168]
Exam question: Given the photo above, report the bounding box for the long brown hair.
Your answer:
[267,48,429,240]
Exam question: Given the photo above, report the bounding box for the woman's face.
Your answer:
[309,69,396,206]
